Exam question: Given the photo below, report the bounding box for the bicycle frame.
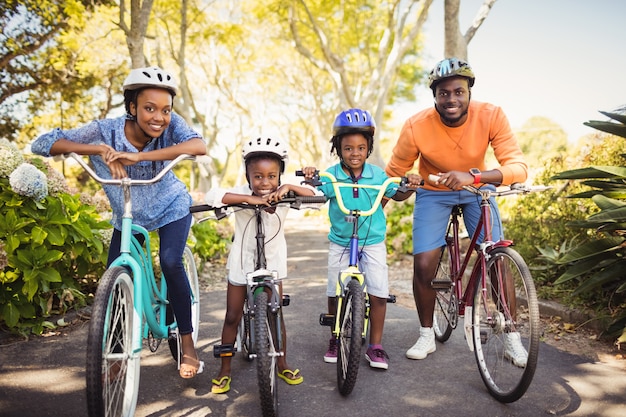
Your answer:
[429,175,548,402]
[312,171,405,333]
[65,153,195,351]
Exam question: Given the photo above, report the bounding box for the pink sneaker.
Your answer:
[365,345,389,370]
[324,338,337,363]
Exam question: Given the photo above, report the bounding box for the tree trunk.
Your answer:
[444,0,498,61]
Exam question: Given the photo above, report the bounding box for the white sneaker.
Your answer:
[406,327,436,360]
[503,332,528,367]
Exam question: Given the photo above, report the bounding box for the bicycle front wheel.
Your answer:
[168,246,201,361]
[254,291,279,417]
[337,278,365,396]
[433,244,456,342]
[86,267,140,417]
[472,246,539,403]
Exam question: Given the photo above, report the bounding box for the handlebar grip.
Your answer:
[190,204,214,213]
[295,170,304,176]
[297,196,327,204]
[428,174,441,183]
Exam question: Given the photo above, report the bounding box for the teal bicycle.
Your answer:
[62,153,201,417]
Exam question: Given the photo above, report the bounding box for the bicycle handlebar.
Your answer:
[427,174,551,196]
[58,152,196,186]
[190,193,328,219]
[296,170,409,217]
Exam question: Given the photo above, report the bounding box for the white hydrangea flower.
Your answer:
[9,163,49,201]
[0,138,25,177]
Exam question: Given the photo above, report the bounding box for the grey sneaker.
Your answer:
[503,332,528,367]
[406,327,436,360]
[324,338,337,363]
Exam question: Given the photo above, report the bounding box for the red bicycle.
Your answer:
[429,174,549,403]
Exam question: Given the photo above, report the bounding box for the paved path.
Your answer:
[1,219,625,416]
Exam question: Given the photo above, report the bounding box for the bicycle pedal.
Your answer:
[213,343,236,358]
[319,313,335,326]
[431,279,453,290]
[387,294,397,303]
[282,294,290,307]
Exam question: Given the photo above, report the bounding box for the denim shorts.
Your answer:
[327,241,389,298]
[412,187,503,255]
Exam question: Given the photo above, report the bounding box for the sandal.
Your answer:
[211,375,231,394]
[179,354,204,379]
[277,368,304,385]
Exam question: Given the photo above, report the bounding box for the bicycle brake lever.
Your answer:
[295,170,322,187]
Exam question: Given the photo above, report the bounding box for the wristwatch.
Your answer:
[469,168,481,185]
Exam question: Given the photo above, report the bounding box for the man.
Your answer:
[385,57,529,365]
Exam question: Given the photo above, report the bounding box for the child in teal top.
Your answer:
[301,108,417,370]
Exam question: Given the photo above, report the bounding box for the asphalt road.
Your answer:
[1,220,625,417]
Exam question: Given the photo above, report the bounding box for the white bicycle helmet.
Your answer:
[123,66,178,96]
[242,137,289,173]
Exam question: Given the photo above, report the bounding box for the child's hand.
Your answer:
[301,166,317,179]
[406,173,423,188]
[266,185,290,203]
[245,195,271,206]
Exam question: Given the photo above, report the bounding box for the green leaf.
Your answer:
[554,256,606,284]
[598,110,626,125]
[588,206,626,223]
[584,120,626,138]
[551,166,626,180]
[556,236,624,264]
[2,302,20,327]
[573,259,625,295]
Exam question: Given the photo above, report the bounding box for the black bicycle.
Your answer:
[191,193,325,417]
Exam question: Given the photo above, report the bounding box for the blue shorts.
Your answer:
[412,187,504,255]
[327,241,389,299]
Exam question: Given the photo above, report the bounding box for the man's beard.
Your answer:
[435,103,469,126]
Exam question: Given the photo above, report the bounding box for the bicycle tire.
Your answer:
[254,291,279,417]
[168,246,201,361]
[86,267,140,417]
[433,244,456,342]
[472,246,539,403]
[237,298,254,361]
[337,278,365,396]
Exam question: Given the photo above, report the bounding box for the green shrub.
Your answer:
[190,218,232,271]
[0,165,110,336]
[385,195,415,258]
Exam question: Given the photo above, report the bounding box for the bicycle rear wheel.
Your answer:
[433,244,456,342]
[254,291,279,417]
[472,246,539,403]
[86,267,140,417]
[337,278,365,396]
[168,246,201,361]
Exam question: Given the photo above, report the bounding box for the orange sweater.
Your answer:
[386,101,528,191]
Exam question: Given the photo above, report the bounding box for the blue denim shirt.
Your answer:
[31,113,203,231]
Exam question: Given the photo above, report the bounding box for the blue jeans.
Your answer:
[107,214,194,335]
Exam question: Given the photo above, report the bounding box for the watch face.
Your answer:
[470,168,480,175]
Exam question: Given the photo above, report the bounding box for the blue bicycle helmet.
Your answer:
[332,108,376,137]
[330,108,376,157]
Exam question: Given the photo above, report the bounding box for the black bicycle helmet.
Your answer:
[330,108,375,157]
[428,58,475,92]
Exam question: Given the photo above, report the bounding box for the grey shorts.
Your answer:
[326,241,389,299]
